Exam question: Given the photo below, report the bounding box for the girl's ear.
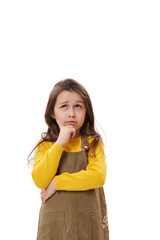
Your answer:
[51,114,55,119]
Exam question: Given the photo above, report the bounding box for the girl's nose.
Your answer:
[68,108,75,117]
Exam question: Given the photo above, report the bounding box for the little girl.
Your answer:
[28,79,109,240]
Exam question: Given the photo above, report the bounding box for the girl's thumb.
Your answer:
[70,130,76,139]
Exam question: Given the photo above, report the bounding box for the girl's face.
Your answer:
[52,90,86,137]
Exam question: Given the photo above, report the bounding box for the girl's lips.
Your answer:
[66,121,77,125]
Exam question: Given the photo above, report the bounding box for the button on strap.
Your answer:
[81,135,89,151]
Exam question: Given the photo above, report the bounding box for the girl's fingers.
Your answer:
[41,189,47,202]
[41,192,47,203]
[42,196,46,204]
[42,191,49,204]
[41,191,45,199]
[41,189,46,198]
[70,129,76,139]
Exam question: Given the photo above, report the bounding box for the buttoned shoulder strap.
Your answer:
[81,135,89,151]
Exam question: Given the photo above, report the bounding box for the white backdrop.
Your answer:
[0,0,160,239]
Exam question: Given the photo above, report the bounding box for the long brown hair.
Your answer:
[27,78,102,165]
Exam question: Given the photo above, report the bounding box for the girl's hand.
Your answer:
[41,177,56,204]
[56,119,76,147]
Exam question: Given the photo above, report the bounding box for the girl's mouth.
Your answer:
[66,121,77,125]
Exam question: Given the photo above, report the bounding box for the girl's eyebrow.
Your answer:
[75,100,85,104]
[58,100,68,105]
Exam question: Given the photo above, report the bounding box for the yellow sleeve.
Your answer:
[54,140,107,191]
[31,140,64,189]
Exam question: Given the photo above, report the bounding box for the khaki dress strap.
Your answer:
[81,135,89,151]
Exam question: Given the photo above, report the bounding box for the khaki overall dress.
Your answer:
[37,135,109,240]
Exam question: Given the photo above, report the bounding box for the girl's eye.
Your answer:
[61,105,67,109]
[60,104,82,109]
[75,105,81,109]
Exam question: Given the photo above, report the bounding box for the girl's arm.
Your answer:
[54,140,107,191]
[31,141,64,189]
[31,122,75,189]
[41,139,106,203]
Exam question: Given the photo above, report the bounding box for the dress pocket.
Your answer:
[37,209,65,240]
[46,212,66,240]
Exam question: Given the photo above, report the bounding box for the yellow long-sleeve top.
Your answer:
[31,136,107,191]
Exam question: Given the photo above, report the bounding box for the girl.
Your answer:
[28,78,109,240]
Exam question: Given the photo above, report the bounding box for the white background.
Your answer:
[0,0,160,239]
